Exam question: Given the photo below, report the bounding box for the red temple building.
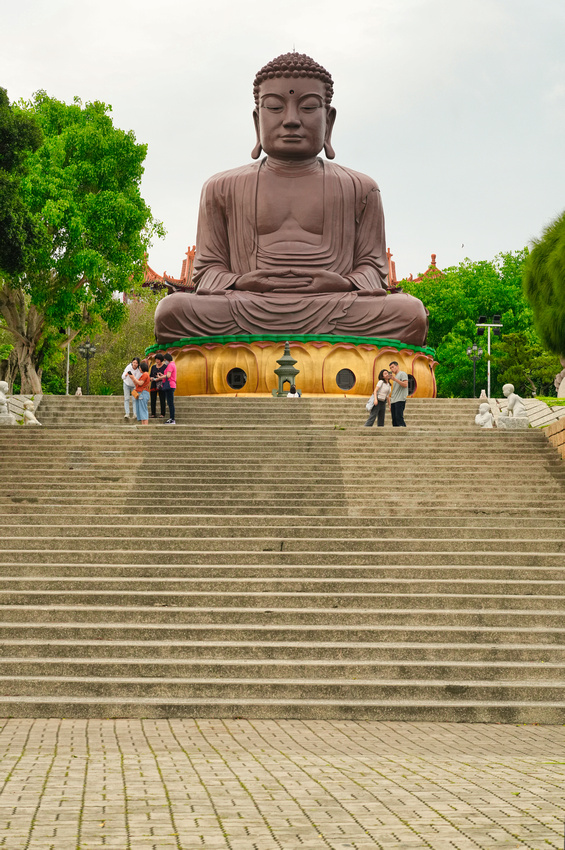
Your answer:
[143,245,196,295]
[406,253,445,283]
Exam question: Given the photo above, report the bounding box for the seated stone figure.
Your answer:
[22,399,41,426]
[475,402,494,428]
[0,381,9,416]
[497,384,528,429]
[0,380,16,426]
[155,53,428,346]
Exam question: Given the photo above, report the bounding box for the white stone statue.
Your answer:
[0,381,16,426]
[0,381,8,415]
[479,389,488,400]
[475,402,494,428]
[22,399,41,426]
[497,383,529,430]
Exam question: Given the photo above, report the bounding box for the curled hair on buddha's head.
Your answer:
[253,52,334,107]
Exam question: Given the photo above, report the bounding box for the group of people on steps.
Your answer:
[121,353,177,425]
[121,353,407,427]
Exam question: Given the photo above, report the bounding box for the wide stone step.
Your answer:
[4,535,564,553]
[3,637,563,662]
[2,575,565,592]
[2,498,559,513]
[4,504,563,518]
[3,548,564,566]
[0,603,560,628]
[0,694,561,721]
[0,427,544,437]
[4,515,563,529]
[4,475,563,489]
[3,523,565,539]
[0,590,564,611]
[2,656,565,682]
[3,564,565,580]
[7,440,561,452]
[2,674,565,704]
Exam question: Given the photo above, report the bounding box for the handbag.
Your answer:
[132,389,139,399]
[365,396,375,412]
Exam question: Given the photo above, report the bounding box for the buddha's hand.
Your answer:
[233,271,282,292]
[284,269,354,293]
[356,287,388,297]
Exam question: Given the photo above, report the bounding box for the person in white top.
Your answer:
[364,369,391,427]
[121,357,141,420]
[287,384,301,398]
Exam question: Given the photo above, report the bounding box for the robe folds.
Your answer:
[154,158,428,345]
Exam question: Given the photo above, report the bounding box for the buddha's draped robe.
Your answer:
[154,159,428,345]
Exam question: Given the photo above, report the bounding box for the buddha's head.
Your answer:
[252,53,336,161]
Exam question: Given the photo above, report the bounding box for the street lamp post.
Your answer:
[476,315,503,398]
[78,341,97,395]
[466,344,483,398]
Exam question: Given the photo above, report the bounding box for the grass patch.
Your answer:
[536,396,565,406]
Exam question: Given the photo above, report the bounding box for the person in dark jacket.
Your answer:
[150,354,167,418]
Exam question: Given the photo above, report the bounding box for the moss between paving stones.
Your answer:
[146,333,436,357]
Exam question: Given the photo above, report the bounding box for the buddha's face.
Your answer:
[254,77,335,159]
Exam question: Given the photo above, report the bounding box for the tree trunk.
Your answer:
[0,349,18,390]
[13,339,43,393]
[0,284,45,394]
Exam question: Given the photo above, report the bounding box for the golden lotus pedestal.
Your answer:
[146,335,437,397]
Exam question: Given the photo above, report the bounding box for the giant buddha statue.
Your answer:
[155,53,428,347]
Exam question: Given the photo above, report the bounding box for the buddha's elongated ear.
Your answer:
[324,106,337,160]
[251,109,262,160]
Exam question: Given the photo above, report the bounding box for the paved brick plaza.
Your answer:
[0,720,563,849]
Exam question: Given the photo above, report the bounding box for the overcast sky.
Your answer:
[3,0,564,280]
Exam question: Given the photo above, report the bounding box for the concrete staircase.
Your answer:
[1,397,565,721]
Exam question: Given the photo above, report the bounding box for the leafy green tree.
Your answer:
[492,331,561,396]
[0,91,162,393]
[58,292,164,396]
[523,209,565,357]
[0,88,42,277]
[401,250,558,397]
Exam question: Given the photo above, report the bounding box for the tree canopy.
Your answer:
[523,209,565,357]
[0,90,162,392]
[0,88,42,275]
[402,250,561,397]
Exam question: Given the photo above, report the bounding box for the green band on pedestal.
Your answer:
[146,334,435,357]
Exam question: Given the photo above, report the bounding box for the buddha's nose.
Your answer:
[282,104,301,126]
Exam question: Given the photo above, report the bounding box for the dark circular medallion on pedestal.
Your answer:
[336,368,356,390]
[226,368,247,389]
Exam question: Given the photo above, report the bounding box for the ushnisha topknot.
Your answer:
[253,52,334,107]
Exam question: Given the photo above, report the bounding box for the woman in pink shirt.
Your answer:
[159,353,177,425]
